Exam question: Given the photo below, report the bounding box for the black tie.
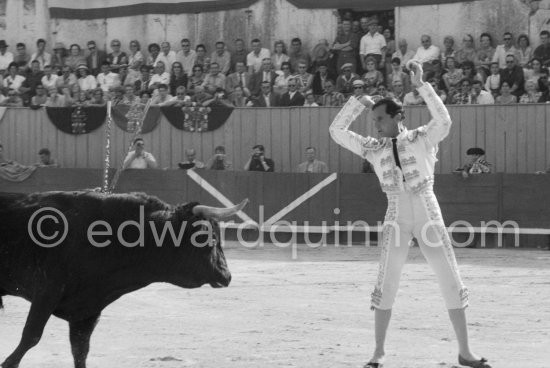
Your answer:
[392,138,402,171]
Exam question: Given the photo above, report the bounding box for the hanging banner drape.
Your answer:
[286,0,476,10]
[45,106,107,135]
[162,105,233,132]
[49,0,259,19]
[111,105,162,133]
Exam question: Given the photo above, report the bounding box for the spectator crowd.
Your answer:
[1,14,550,108]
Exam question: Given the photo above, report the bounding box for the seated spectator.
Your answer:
[413,35,440,73]
[442,56,463,95]
[106,39,128,71]
[492,32,517,69]
[176,39,196,75]
[45,87,67,107]
[271,40,290,72]
[455,147,491,178]
[35,148,58,167]
[96,61,120,93]
[164,85,191,107]
[73,90,90,107]
[30,38,52,71]
[3,62,25,91]
[13,43,30,70]
[247,39,271,74]
[250,58,278,97]
[229,85,250,107]
[455,34,477,67]
[123,138,158,169]
[51,42,66,70]
[461,60,483,83]
[279,77,305,106]
[485,62,501,97]
[538,70,550,102]
[244,144,274,172]
[127,40,144,80]
[387,57,410,93]
[450,78,473,104]
[350,79,366,100]
[31,84,48,106]
[178,148,205,169]
[86,40,107,76]
[273,61,293,94]
[157,41,176,71]
[391,80,406,102]
[0,89,23,107]
[310,39,332,72]
[20,60,44,105]
[477,33,496,73]
[470,80,494,104]
[519,80,541,103]
[249,80,279,107]
[297,147,328,173]
[146,43,161,67]
[320,79,344,106]
[195,45,208,70]
[525,57,545,89]
[392,38,415,73]
[440,35,457,60]
[120,85,138,105]
[117,64,134,87]
[533,30,550,66]
[500,54,524,97]
[311,61,336,97]
[226,61,251,95]
[134,64,152,94]
[376,83,395,100]
[230,38,247,73]
[403,87,424,106]
[362,56,384,95]
[60,85,75,106]
[336,63,360,98]
[211,41,231,75]
[111,86,125,106]
[149,61,170,92]
[203,62,226,94]
[86,88,106,106]
[150,83,173,105]
[303,92,319,106]
[169,61,188,96]
[76,64,98,92]
[191,85,212,106]
[65,44,86,71]
[205,145,232,170]
[187,64,206,93]
[289,37,312,72]
[203,88,234,108]
[516,34,532,68]
[41,65,59,90]
[56,65,77,89]
[496,81,518,104]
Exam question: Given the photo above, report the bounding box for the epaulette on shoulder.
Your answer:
[407,127,427,142]
[361,136,385,151]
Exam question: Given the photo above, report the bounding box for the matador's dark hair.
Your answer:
[372,98,405,120]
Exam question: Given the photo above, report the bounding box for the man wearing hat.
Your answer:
[330,61,491,368]
[0,40,14,74]
[244,144,274,172]
[456,147,492,178]
[351,79,366,100]
[359,18,386,71]
[336,62,360,98]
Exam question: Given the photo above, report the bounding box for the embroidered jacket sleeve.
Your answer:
[329,96,380,161]
[417,82,452,148]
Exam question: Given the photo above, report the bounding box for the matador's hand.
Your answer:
[407,60,425,89]
[357,94,375,109]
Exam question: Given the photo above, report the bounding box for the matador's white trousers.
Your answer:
[371,187,469,310]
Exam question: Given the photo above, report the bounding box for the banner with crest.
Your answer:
[45,106,107,135]
[161,105,233,132]
[111,104,162,134]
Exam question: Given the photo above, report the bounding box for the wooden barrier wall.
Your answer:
[1,169,549,230]
[0,105,549,174]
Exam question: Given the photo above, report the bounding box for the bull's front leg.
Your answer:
[1,286,63,368]
[69,313,101,368]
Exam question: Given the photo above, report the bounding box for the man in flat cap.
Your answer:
[359,18,386,72]
[456,147,492,178]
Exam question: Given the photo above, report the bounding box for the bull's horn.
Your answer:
[192,199,249,220]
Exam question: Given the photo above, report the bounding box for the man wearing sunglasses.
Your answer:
[492,32,517,69]
[499,54,525,97]
[86,40,107,76]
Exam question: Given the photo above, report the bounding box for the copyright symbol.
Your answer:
[27,207,69,248]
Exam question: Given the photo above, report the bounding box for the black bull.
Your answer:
[0,190,247,368]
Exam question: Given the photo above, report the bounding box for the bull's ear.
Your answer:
[192,199,249,221]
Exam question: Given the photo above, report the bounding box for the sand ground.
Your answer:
[1,243,549,368]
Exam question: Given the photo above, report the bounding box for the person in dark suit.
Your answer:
[86,40,107,76]
[225,61,251,94]
[279,77,305,106]
[244,144,275,172]
[251,80,280,107]
[250,57,278,97]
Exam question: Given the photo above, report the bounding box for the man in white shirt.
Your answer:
[0,40,14,73]
[29,39,52,71]
[413,35,441,68]
[471,80,495,104]
[492,32,517,69]
[247,38,271,74]
[96,61,120,93]
[149,61,170,91]
[203,62,226,94]
[359,18,386,70]
[40,64,59,90]
[158,41,177,71]
[211,41,231,75]
[392,39,415,71]
[176,38,196,75]
[123,138,158,169]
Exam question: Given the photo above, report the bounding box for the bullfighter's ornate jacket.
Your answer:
[330,83,451,194]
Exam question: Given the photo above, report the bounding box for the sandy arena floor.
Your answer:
[1,243,549,368]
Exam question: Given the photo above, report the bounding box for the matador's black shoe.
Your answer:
[458,355,492,368]
[363,363,383,368]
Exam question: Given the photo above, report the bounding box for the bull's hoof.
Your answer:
[1,361,20,368]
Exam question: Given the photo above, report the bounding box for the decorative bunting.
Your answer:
[45,106,107,135]
[162,105,233,132]
[111,104,161,133]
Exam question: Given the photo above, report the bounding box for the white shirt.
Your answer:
[123,151,157,169]
[492,45,517,69]
[485,74,501,91]
[473,90,495,105]
[97,72,120,92]
[392,49,415,67]
[359,32,386,56]
[78,75,98,91]
[157,50,177,70]
[246,48,271,73]
[150,72,170,86]
[0,51,14,71]
[3,74,25,90]
[176,50,196,75]
[413,45,441,64]
[29,52,52,70]
[41,74,59,89]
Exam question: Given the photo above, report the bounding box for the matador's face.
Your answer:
[372,105,401,138]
